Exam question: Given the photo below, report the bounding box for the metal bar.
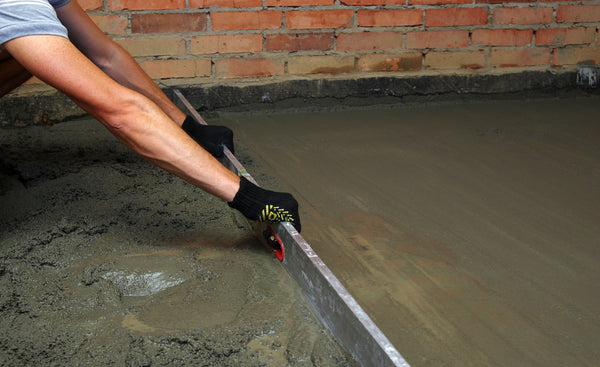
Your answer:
[174,89,410,367]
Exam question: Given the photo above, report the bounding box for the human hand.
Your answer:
[228,177,301,232]
[181,115,234,158]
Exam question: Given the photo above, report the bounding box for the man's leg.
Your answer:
[4,34,241,201]
[0,47,32,97]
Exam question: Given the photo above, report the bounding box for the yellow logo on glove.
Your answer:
[259,205,295,225]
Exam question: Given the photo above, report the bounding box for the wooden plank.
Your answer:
[174,89,410,367]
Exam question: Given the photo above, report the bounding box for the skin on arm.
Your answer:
[54,1,186,126]
[4,35,240,202]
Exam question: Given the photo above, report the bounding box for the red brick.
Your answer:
[132,14,207,34]
[409,0,470,4]
[266,0,332,6]
[287,55,355,75]
[357,9,423,27]
[490,48,551,67]
[191,34,263,54]
[537,28,595,46]
[190,0,261,8]
[425,50,485,69]
[215,58,284,78]
[265,33,334,52]
[493,7,553,25]
[109,0,185,10]
[553,46,599,65]
[357,53,422,71]
[557,5,600,23]
[211,11,282,31]
[286,10,353,30]
[341,0,405,4]
[89,14,128,34]
[472,29,533,46]
[337,32,402,51]
[139,58,211,79]
[476,0,534,3]
[114,36,186,57]
[79,0,103,11]
[426,8,489,27]
[406,31,469,49]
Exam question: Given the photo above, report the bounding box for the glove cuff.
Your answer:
[228,176,263,221]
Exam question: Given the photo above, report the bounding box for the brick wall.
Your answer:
[34,0,600,84]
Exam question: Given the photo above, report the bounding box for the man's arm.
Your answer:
[54,2,186,126]
[55,2,235,158]
[4,34,240,201]
[4,34,300,231]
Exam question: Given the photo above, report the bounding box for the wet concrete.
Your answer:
[217,95,600,367]
[0,120,356,366]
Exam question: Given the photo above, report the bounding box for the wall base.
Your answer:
[1,70,598,126]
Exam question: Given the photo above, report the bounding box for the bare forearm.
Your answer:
[55,2,186,125]
[7,35,239,202]
[6,34,301,230]
[92,92,239,201]
[98,45,186,125]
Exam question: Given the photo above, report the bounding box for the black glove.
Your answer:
[181,115,234,158]
[228,176,301,232]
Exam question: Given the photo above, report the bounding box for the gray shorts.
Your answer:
[0,0,70,47]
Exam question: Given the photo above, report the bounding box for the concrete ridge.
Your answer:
[1,70,598,126]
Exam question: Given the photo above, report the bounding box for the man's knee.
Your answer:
[0,48,32,97]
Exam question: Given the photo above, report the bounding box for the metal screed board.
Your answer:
[174,89,410,367]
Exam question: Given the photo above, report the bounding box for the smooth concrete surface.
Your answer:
[217,95,600,367]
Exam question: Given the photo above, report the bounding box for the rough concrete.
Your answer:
[0,118,356,366]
